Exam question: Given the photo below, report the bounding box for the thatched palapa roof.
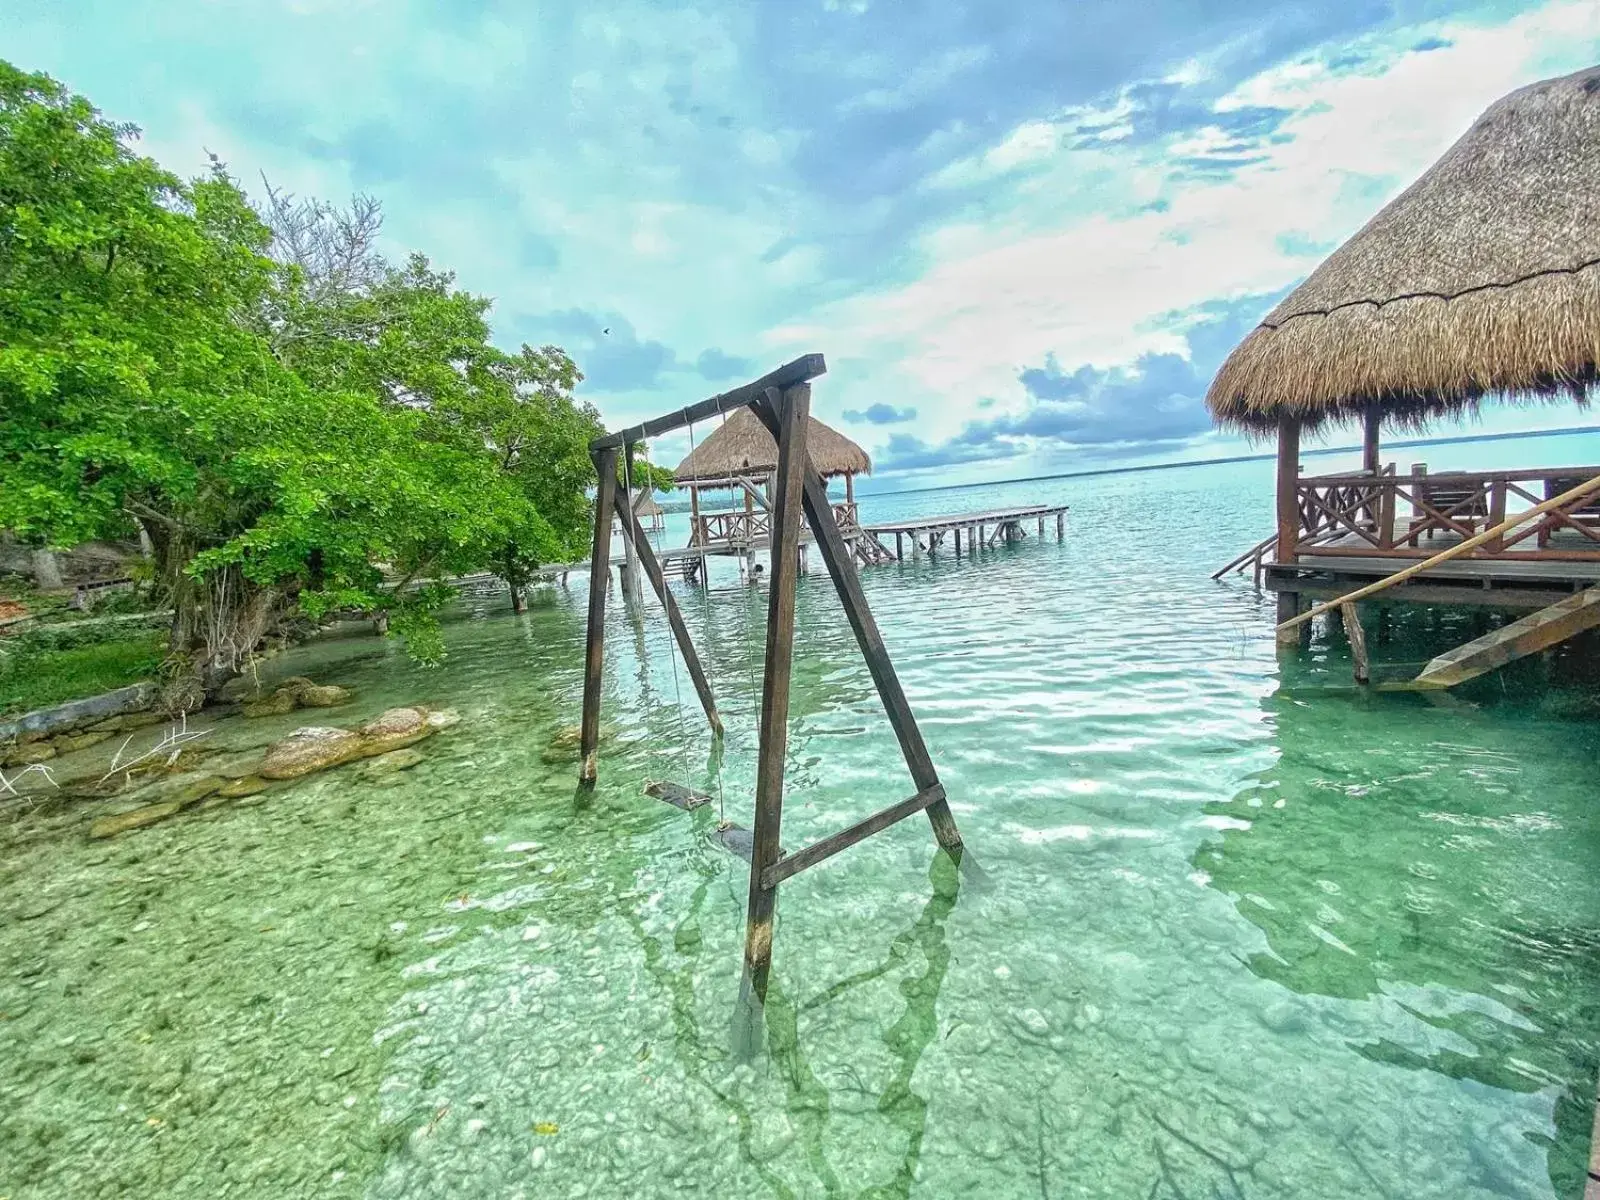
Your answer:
[1207,65,1600,432]
[674,407,871,483]
[632,488,664,517]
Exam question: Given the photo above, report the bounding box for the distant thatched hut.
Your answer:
[632,487,666,533]
[1205,65,1600,627]
[674,408,872,544]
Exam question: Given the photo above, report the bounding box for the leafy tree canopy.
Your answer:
[0,61,603,698]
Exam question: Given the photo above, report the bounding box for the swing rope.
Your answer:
[627,442,692,785]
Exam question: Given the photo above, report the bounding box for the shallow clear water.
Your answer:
[3,433,1600,1199]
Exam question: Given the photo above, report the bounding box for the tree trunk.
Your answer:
[30,547,64,591]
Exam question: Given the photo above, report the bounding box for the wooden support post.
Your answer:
[912,532,922,561]
[1362,410,1381,475]
[740,384,809,1012]
[1056,511,1065,540]
[579,446,619,783]
[747,399,964,859]
[954,527,962,557]
[895,531,903,561]
[1488,479,1507,552]
[615,491,723,737]
[1275,419,1301,646]
[1342,602,1369,684]
[1037,516,1044,537]
[619,443,642,600]
[689,485,702,545]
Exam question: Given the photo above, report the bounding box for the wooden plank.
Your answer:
[1410,585,1600,689]
[1280,473,1600,631]
[614,491,724,736]
[579,446,619,783]
[761,783,946,889]
[748,398,964,857]
[740,383,809,1002]
[591,354,826,451]
[1341,602,1369,684]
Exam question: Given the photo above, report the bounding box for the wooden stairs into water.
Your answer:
[1407,585,1600,690]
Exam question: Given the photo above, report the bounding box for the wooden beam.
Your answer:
[614,492,724,737]
[740,383,809,1003]
[579,446,619,783]
[749,398,964,857]
[590,354,826,451]
[761,784,946,889]
[1341,601,1369,684]
[1408,585,1600,689]
[1279,473,1600,632]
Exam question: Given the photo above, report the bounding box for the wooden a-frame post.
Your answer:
[577,354,966,1016]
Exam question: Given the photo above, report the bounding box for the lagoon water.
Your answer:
[3,431,1600,1198]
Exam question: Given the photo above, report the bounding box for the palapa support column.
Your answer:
[1275,417,1302,647]
[1342,602,1370,684]
[614,484,724,738]
[739,383,810,1016]
[578,445,620,783]
[1361,410,1381,475]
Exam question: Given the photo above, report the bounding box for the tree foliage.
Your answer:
[0,61,603,700]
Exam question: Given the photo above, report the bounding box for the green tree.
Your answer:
[0,62,600,703]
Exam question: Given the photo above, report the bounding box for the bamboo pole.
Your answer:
[1277,473,1600,633]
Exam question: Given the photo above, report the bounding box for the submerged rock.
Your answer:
[362,748,426,778]
[424,708,461,730]
[89,800,185,839]
[259,727,366,779]
[242,689,300,719]
[4,742,57,767]
[216,775,270,799]
[647,781,711,811]
[295,682,352,708]
[358,708,433,754]
[52,729,115,755]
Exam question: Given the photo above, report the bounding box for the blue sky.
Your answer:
[5,0,1598,489]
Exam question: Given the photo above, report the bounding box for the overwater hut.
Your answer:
[1207,65,1600,659]
[632,487,666,533]
[672,408,890,571]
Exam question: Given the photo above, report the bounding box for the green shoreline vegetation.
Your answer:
[0,61,671,714]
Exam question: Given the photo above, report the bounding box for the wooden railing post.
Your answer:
[579,446,619,783]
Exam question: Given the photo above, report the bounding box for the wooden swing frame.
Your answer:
[577,353,966,1002]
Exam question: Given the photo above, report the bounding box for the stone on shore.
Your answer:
[5,742,57,767]
[89,801,185,840]
[242,689,300,718]
[87,773,222,838]
[295,683,352,708]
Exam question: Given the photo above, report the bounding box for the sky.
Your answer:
[5,0,1598,491]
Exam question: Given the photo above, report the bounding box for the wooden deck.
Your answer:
[865,504,1069,561]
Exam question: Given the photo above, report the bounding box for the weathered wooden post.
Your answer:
[912,532,921,561]
[1056,511,1065,540]
[1362,410,1381,475]
[739,383,809,1018]
[895,531,903,561]
[1037,516,1044,537]
[579,445,619,783]
[1341,602,1370,683]
[1275,417,1302,645]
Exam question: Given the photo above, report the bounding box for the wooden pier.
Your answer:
[866,504,1069,561]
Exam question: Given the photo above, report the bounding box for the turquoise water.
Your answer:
[2,432,1599,1198]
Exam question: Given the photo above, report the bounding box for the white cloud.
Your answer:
[775,0,1600,468]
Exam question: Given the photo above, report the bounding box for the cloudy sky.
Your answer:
[6,0,1598,489]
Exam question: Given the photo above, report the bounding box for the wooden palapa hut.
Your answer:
[1207,64,1600,643]
[674,407,873,549]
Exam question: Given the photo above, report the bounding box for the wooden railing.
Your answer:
[1290,466,1600,561]
[692,501,861,547]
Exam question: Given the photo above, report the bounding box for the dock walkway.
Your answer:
[865,504,1069,561]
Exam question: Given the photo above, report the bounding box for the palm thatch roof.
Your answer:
[632,487,664,517]
[1208,65,1600,433]
[674,407,871,483]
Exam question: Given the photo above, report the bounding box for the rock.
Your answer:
[358,708,434,754]
[294,684,352,708]
[52,730,114,755]
[362,749,425,778]
[541,724,593,764]
[242,689,300,719]
[259,727,366,780]
[217,674,271,703]
[126,772,223,808]
[89,800,184,839]
[215,775,269,799]
[6,742,57,766]
[424,707,461,730]
[210,753,267,781]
